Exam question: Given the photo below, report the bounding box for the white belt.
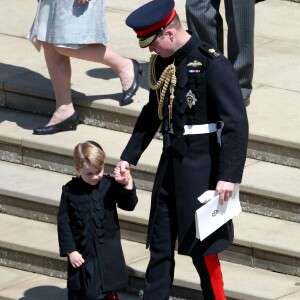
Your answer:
[183,122,224,145]
[183,123,218,135]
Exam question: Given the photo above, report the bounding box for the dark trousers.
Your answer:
[143,170,225,300]
[186,0,255,101]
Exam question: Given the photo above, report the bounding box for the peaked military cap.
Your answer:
[126,0,176,48]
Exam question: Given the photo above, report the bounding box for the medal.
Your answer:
[186,90,197,108]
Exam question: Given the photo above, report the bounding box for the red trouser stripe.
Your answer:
[105,292,119,300]
[204,254,226,300]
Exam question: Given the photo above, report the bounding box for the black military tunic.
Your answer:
[121,34,248,256]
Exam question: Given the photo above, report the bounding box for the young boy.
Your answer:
[57,141,138,300]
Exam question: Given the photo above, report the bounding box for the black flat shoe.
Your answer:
[33,111,80,135]
[120,59,143,106]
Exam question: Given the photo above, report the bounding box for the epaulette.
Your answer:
[198,42,222,59]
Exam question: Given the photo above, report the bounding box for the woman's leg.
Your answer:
[55,44,134,92]
[41,42,75,126]
[37,42,138,132]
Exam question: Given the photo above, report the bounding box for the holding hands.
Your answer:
[114,160,133,190]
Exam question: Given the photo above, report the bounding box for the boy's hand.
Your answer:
[114,160,133,189]
[68,251,85,268]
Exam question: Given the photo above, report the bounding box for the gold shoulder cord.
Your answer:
[148,54,177,125]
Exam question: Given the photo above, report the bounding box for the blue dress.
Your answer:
[29,0,109,49]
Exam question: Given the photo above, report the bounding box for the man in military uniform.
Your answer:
[115,0,248,299]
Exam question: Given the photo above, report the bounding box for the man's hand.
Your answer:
[215,180,234,205]
[68,251,85,268]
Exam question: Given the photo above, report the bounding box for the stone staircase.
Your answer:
[0,0,300,299]
[0,105,299,299]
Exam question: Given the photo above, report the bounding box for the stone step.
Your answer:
[0,108,299,223]
[0,215,300,300]
[0,266,139,300]
[0,1,299,299]
[1,0,300,171]
[2,71,299,169]
[0,107,160,192]
[0,160,299,277]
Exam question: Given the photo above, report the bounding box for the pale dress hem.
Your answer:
[28,0,109,51]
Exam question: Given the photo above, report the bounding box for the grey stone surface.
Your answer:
[0,91,5,107]
[0,0,300,299]
[0,161,299,279]
[1,110,299,222]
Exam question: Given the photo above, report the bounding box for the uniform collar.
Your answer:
[173,32,199,65]
[170,32,199,88]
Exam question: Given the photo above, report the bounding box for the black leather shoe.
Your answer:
[33,111,80,135]
[120,59,143,106]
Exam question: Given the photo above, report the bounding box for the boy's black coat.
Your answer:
[57,175,138,292]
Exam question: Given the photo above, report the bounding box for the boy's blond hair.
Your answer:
[73,141,106,170]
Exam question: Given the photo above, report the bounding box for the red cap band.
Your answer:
[135,9,176,38]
